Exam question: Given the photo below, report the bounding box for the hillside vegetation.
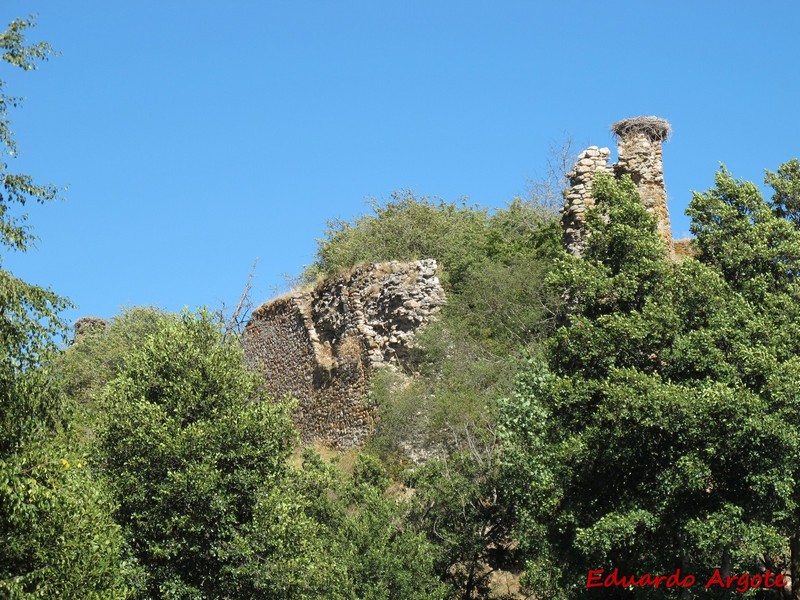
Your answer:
[5,17,800,600]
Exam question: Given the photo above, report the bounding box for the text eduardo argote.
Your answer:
[587,568,787,593]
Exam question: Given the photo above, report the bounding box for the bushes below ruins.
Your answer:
[501,167,800,598]
[8,18,800,592]
[23,163,800,599]
[307,165,800,600]
[89,310,446,599]
[11,164,800,598]
[303,191,564,598]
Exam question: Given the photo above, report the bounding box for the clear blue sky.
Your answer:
[3,1,799,326]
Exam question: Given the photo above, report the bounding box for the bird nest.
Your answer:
[611,116,671,142]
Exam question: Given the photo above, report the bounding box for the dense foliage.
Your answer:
[309,192,561,454]
[0,18,134,598]
[96,310,298,597]
[302,192,564,598]
[6,15,800,600]
[93,310,446,599]
[56,308,172,412]
[501,169,800,598]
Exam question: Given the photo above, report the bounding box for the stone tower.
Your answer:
[561,116,674,257]
[611,116,673,255]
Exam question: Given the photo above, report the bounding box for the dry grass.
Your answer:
[289,442,359,473]
[337,334,365,366]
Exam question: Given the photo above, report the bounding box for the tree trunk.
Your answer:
[721,547,731,580]
[790,535,800,600]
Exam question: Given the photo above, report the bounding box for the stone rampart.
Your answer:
[241,259,445,448]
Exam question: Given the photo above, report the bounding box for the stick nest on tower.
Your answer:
[611,116,671,142]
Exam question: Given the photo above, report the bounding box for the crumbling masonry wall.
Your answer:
[561,146,613,256]
[72,316,109,344]
[241,259,446,448]
[562,116,674,256]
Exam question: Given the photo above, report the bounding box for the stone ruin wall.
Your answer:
[562,116,675,256]
[72,316,109,344]
[561,146,614,256]
[72,116,683,449]
[615,126,674,255]
[241,259,446,448]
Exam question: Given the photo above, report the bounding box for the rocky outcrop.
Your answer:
[242,259,445,448]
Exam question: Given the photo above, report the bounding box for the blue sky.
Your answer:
[3,1,799,326]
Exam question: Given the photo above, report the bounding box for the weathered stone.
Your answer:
[562,117,673,258]
[613,124,674,255]
[242,259,446,448]
[560,146,614,256]
[72,316,108,344]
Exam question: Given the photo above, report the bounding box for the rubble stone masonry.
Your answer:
[562,116,674,257]
[241,259,445,448]
[561,146,613,256]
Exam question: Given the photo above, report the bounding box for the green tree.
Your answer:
[688,163,800,599]
[307,192,562,597]
[766,158,800,227]
[0,425,140,598]
[336,453,449,600]
[225,452,347,599]
[55,307,173,430]
[500,170,800,598]
[303,191,494,290]
[0,16,71,447]
[0,17,134,597]
[303,191,559,291]
[407,449,516,599]
[97,310,299,598]
[267,451,450,600]
[317,193,560,459]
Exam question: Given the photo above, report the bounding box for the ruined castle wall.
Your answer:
[561,146,613,256]
[241,295,318,411]
[563,117,674,257]
[242,259,445,448]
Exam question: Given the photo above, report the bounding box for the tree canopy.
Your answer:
[0,17,134,597]
[5,15,800,600]
[501,167,800,598]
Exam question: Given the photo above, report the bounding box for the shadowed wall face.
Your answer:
[241,259,445,448]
